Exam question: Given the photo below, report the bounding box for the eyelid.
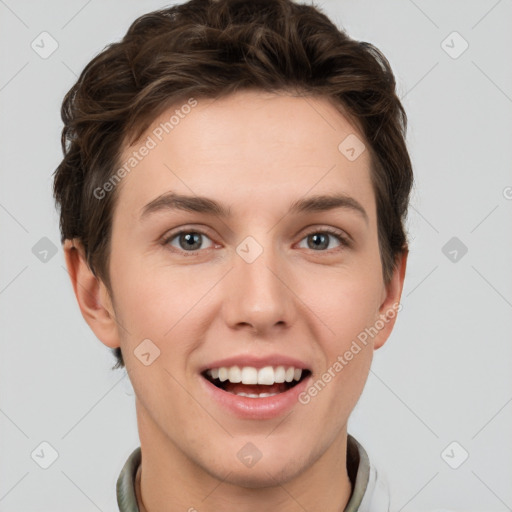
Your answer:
[161,226,220,253]
[160,225,352,255]
[296,226,352,248]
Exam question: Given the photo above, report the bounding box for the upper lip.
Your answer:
[200,354,310,373]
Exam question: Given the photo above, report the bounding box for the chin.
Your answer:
[220,464,303,489]
[199,447,311,489]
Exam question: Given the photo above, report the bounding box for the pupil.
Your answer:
[180,232,201,250]
[308,233,328,250]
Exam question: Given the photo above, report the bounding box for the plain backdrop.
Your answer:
[1,1,511,511]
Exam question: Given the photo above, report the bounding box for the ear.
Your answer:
[373,248,408,350]
[63,238,120,350]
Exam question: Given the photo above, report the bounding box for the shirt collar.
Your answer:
[116,445,141,512]
[116,434,381,512]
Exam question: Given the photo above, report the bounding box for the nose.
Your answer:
[221,242,297,336]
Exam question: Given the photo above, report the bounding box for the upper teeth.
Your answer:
[207,366,303,385]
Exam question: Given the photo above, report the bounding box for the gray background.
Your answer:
[1,0,511,510]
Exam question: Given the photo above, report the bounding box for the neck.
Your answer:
[135,403,352,512]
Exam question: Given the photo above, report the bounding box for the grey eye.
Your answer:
[168,232,214,251]
[298,232,342,251]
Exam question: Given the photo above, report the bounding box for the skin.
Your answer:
[64,90,407,512]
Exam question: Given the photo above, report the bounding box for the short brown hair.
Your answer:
[53,0,413,369]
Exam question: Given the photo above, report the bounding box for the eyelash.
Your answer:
[161,227,351,256]
[298,228,351,251]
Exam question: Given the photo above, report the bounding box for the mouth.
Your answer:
[201,366,311,398]
[201,365,311,398]
[199,359,313,419]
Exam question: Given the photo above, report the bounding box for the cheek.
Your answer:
[301,268,383,347]
[110,250,183,323]
[109,256,219,361]
[303,275,378,415]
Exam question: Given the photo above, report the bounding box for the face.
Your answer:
[99,90,403,486]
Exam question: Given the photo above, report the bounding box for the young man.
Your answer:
[53,0,412,510]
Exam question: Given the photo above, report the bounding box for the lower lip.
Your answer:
[200,374,312,420]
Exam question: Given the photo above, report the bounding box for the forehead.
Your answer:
[114,90,375,220]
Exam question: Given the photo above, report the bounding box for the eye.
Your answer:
[297,229,348,251]
[164,230,215,252]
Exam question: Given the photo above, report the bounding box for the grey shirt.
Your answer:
[117,434,390,511]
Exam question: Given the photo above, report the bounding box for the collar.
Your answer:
[116,434,389,511]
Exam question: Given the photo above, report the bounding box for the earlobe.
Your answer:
[63,238,120,349]
[374,249,408,350]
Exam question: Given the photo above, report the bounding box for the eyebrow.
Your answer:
[289,193,368,224]
[141,192,231,219]
[140,191,368,224]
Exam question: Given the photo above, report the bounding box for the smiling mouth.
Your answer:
[202,365,311,398]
